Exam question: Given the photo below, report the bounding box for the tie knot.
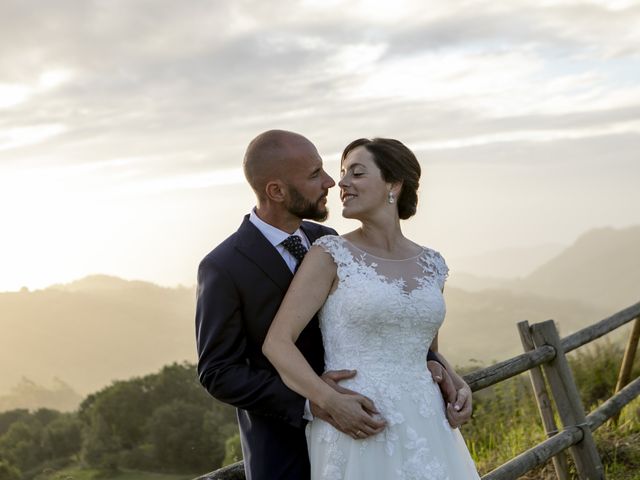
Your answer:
[281,235,308,264]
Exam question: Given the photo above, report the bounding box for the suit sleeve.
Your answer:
[195,257,307,428]
[427,349,441,363]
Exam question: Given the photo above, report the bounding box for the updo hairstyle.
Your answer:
[341,138,421,219]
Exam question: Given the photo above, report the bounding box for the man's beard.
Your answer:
[286,185,328,222]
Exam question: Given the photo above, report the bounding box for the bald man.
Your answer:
[196,131,344,479]
[195,131,466,480]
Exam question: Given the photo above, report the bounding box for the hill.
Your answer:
[0,377,82,412]
[513,225,640,310]
[447,225,640,311]
[440,287,610,365]
[2,225,638,409]
[0,278,613,408]
[0,275,196,401]
[449,243,565,279]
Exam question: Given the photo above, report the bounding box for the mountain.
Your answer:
[440,287,610,366]
[0,275,197,404]
[446,272,511,292]
[0,377,82,412]
[2,224,637,410]
[447,226,640,311]
[3,276,610,407]
[512,226,640,310]
[449,243,566,279]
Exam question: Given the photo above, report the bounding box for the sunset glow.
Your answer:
[1,0,639,292]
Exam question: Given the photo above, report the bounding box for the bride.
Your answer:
[263,138,479,479]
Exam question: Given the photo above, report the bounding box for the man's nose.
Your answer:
[324,172,336,188]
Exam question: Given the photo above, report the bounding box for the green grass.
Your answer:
[25,341,640,480]
[32,466,195,480]
[459,343,640,480]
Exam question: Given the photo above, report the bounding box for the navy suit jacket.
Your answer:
[196,215,337,480]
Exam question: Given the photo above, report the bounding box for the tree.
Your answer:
[80,414,121,471]
[146,400,213,472]
[77,362,237,473]
[222,433,242,466]
[147,363,211,410]
[0,420,43,471]
[0,409,77,474]
[41,414,82,460]
[0,460,21,480]
[81,379,150,450]
[0,410,29,437]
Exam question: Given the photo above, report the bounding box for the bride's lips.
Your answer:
[341,192,356,204]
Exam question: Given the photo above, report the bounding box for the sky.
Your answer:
[0,0,639,291]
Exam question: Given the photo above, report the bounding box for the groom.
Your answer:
[195,130,471,480]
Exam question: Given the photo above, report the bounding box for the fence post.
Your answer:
[612,316,640,424]
[530,320,605,480]
[517,321,570,480]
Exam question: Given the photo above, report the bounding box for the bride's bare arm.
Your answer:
[264,246,338,405]
[263,245,385,438]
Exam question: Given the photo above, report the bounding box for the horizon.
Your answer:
[1,219,637,401]
[2,221,637,294]
[2,0,640,292]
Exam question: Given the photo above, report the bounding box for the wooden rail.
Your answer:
[483,376,640,480]
[482,301,640,480]
[197,301,640,480]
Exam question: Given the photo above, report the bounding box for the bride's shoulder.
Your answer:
[312,233,346,248]
[420,246,446,262]
[312,235,353,264]
[419,246,449,280]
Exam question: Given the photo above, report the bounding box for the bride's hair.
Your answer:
[341,138,421,219]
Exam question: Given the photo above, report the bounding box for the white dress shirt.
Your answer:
[248,208,315,421]
[249,208,311,273]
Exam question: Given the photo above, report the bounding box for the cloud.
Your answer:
[0,0,638,176]
[0,124,68,151]
[1,0,640,292]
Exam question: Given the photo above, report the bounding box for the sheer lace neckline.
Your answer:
[342,237,425,262]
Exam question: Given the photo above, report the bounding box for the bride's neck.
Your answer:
[357,219,404,253]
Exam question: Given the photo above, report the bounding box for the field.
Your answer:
[2,341,638,480]
[32,467,194,480]
[462,340,640,479]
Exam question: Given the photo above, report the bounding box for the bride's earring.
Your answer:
[387,191,395,204]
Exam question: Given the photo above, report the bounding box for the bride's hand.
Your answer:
[446,383,472,428]
[323,391,386,439]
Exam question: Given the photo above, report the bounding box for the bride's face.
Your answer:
[339,146,392,219]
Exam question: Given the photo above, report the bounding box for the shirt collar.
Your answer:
[249,208,306,247]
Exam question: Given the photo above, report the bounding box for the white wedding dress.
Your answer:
[307,235,480,480]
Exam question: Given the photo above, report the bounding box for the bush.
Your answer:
[0,460,21,480]
[222,433,242,466]
[569,339,639,410]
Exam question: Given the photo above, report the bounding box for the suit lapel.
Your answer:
[234,216,293,293]
[300,221,326,244]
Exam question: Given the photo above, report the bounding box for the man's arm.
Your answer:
[195,257,306,428]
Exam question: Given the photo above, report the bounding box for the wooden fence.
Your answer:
[197,301,640,480]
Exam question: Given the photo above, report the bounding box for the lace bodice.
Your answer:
[314,235,449,382]
[308,236,479,479]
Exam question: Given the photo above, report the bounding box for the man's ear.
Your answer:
[265,180,287,203]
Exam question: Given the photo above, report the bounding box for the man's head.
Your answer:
[243,130,335,222]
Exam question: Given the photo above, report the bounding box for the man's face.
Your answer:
[283,142,335,221]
